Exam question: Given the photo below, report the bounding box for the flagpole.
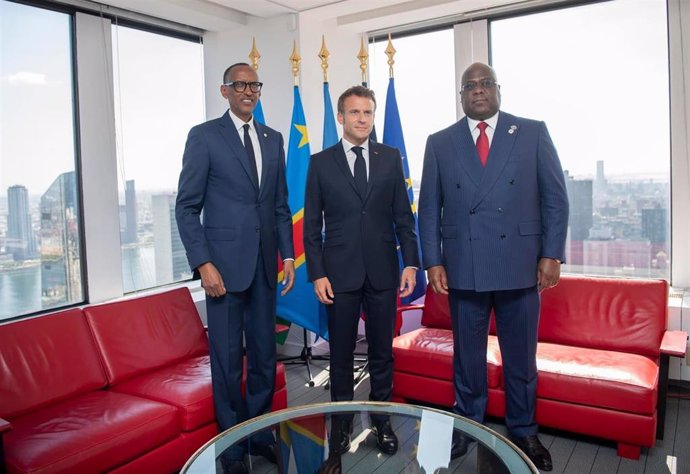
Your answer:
[249,37,266,125]
[357,36,369,86]
[318,35,329,83]
[385,33,396,79]
[290,40,301,87]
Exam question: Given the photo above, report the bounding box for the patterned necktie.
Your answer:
[476,121,489,167]
[352,146,367,198]
[243,124,259,187]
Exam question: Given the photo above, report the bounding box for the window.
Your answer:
[0,1,83,320]
[112,25,204,292]
[491,0,670,278]
[369,28,457,197]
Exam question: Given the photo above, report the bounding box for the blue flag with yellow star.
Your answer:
[276,86,329,340]
[254,99,266,125]
[383,77,427,304]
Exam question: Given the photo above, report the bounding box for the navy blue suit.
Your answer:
[304,140,419,408]
[418,112,568,437]
[175,111,293,452]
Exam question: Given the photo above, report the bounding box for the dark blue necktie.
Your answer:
[243,124,259,188]
[352,146,367,198]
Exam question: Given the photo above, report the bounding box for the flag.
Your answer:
[322,82,338,148]
[276,86,329,340]
[278,415,326,473]
[254,99,266,125]
[382,77,427,304]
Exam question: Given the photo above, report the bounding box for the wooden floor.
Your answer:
[280,358,690,474]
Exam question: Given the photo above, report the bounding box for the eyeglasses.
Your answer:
[223,81,263,93]
[460,80,498,93]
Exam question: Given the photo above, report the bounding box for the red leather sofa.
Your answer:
[392,275,688,459]
[0,288,287,474]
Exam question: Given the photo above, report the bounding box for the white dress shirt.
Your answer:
[342,137,369,179]
[467,112,499,146]
[229,110,262,187]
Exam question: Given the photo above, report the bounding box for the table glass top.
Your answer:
[182,401,538,473]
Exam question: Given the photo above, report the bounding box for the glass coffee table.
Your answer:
[182,401,538,473]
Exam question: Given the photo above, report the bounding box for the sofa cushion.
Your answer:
[392,328,502,388]
[536,342,659,414]
[110,355,213,432]
[4,390,179,474]
[84,288,209,385]
[0,309,107,419]
[539,276,667,358]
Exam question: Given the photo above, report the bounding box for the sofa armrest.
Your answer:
[396,304,424,318]
[660,330,688,357]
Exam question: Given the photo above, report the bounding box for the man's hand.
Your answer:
[537,258,561,292]
[399,267,417,298]
[198,262,226,298]
[427,265,449,295]
[313,277,334,304]
[281,260,295,296]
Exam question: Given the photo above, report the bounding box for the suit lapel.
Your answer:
[218,112,259,195]
[333,141,361,198]
[450,119,483,188]
[472,112,518,207]
[255,120,269,200]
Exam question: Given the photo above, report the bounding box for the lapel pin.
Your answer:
[263,133,268,137]
[508,125,517,134]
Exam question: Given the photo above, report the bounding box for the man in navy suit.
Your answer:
[418,63,569,471]
[304,86,420,456]
[175,63,295,474]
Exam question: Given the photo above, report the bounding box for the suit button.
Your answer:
[255,226,260,232]
[500,234,506,239]
[509,179,515,184]
[469,209,476,215]
[456,184,461,188]
[362,211,366,215]
[497,208,503,213]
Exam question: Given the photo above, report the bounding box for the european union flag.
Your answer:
[276,86,329,340]
[382,77,427,304]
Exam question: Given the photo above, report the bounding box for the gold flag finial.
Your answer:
[248,37,261,70]
[357,36,369,84]
[385,33,396,79]
[318,35,330,82]
[290,40,301,86]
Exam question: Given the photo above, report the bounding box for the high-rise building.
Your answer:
[40,172,82,307]
[152,193,188,285]
[7,185,37,260]
[564,176,592,265]
[123,179,137,244]
[641,207,667,244]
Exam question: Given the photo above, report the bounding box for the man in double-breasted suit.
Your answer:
[304,86,420,456]
[418,63,569,471]
[175,63,294,474]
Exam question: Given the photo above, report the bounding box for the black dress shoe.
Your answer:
[329,419,352,455]
[372,419,398,455]
[221,459,249,474]
[509,435,553,471]
[249,442,277,464]
[451,432,474,459]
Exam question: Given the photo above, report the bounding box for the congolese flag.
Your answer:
[382,77,427,304]
[278,415,326,472]
[276,86,329,340]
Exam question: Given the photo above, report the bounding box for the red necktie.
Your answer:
[476,121,489,166]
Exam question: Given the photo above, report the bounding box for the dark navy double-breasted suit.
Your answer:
[419,111,569,437]
[175,111,293,453]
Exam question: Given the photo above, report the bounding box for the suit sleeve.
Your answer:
[392,149,421,268]
[303,157,326,281]
[274,133,294,261]
[175,126,211,271]
[418,135,443,269]
[537,122,569,263]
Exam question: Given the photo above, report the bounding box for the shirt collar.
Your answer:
[342,137,368,155]
[467,111,499,132]
[228,109,254,131]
